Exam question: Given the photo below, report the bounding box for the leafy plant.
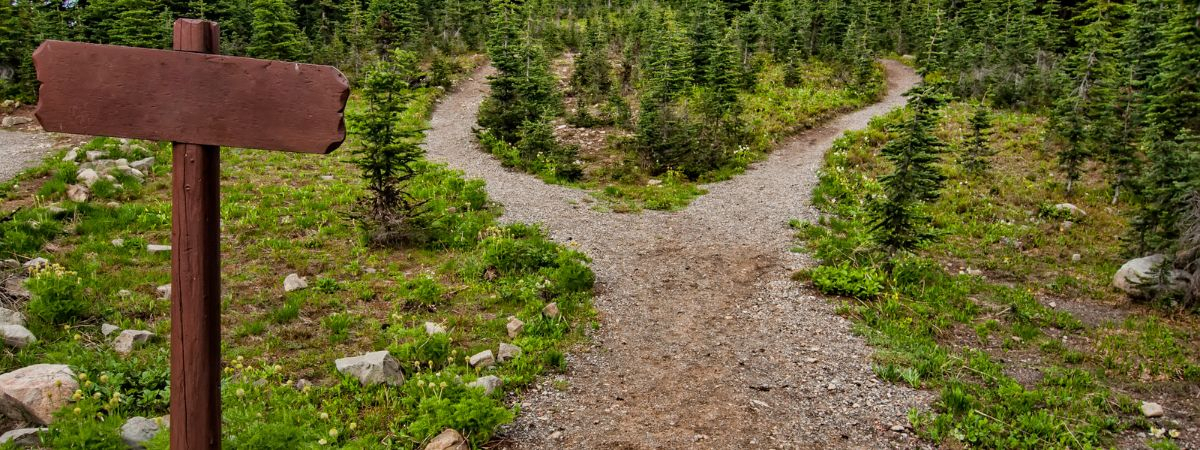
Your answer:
[810,263,884,299]
[26,263,88,324]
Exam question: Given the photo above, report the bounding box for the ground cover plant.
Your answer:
[796,101,1200,449]
[0,55,595,448]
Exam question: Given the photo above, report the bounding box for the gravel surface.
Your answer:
[0,130,54,183]
[424,61,932,449]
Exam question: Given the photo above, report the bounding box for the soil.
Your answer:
[423,61,937,449]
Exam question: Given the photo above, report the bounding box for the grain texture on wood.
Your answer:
[32,40,349,154]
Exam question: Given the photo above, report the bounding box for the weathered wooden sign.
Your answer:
[32,19,349,449]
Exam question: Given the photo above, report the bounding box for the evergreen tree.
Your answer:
[348,49,427,246]
[108,0,170,49]
[477,0,561,143]
[248,0,307,61]
[871,83,949,253]
[960,104,994,176]
[1051,0,1122,195]
[369,0,421,51]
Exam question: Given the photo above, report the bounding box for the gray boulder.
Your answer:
[146,244,171,253]
[466,375,503,395]
[335,351,404,386]
[0,307,25,327]
[1141,401,1164,418]
[283,273,307,292]
[1114,254,1190,298]
[101,323,121,336]
[0,427,46,447]
[113,330,154,355]
[22,258,48,269]
[497,343,522,363]
[156,284,171,299]
[1053,203,1087,217]
[1,116,31,128]
[76,168,99,186]
[468,350,495,368]
[542,302,560,319]
[66,184,89,203]
[0,325,36,348]
[120,416,165,449]
[506,317,524,338]
[0,364,78,424]
[424,322,446,335]
[425,429,468,450]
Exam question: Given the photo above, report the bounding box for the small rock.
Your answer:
[0,428,46,447]
[112,330,154,355]
[647,179,662,186]
[111,238,125,247]
[117,289,132,297]
[1053,203,1087,217]
[85,150,104,161]
[0,307,25,327]
[890,424,906,432]
[424,322,446,335]
[320,175,334,181]
[497,343,522,362]
[101,324,120,336]
[1071,253,1081,262]
[0,325,36,348]
[156,284,171,299]
[425,429,468,450]
[75,168,99,186]
[469,350,495,368]
[549,431,563,441]
[0,364,78,424]
[1142,401,1164,418]
[22,258,48,269]
[966,268,983,276]
[334,351,404,386]
[294,379,313,391]
[283,273,307,292]
[542,302,560,319]
[466,375,503,395]
[506,317,524,338]
[66,184,89,203]
[61,149,78,162]
[146,244,171,253]
[1,259,18,270]
[1,116,31,128]
[1061,220,1074,230]
[129,157,155,170]
[120,416,163,449]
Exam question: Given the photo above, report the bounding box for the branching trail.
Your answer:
[424,62,928,449]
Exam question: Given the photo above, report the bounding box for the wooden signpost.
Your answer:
[33,19,350,449]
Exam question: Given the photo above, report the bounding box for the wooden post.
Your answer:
[170,19,222,450]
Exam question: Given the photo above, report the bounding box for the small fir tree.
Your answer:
[348,49,427,246]
[108,0,169,49]
[872,83,950,253]
[960,104,994,176]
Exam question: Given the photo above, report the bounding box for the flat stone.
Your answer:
[424,321,446,335]
[120,416,164,449]
[1142,401,1164,418]
[61,148,78,162]
[146,244,171,253]
[506,317,524,338]
[156,284,171,299]
[112,330,154,355]
[1053,203,1087,217]
[129,157,155,170]
[66,184,89,202]
[0,364,78,425]
[425,428,468,450]
[335,351,404,386]
[85,150,103,161]
[466,375,502,395]
[0,427,46,447]
[0,307,25,327]
[101,323,120,336]
[111,238,124,247]
[1,116,31,128]
[1071,253,1081,262]
[543,302,560,319]
[469,350,495,368]
[22,258,48,269]
[0,259,18,270]
[497,343,522,362]
[0,325,36,348]
[283,273,307,292]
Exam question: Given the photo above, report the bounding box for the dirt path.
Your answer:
[424,61,930,449]
[0,129,55,183]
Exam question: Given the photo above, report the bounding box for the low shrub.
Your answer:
[26,263,89,324]
[810,263,884,299]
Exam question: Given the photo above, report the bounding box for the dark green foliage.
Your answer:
[871,83,949,253]
[477,0,561,143]
[247,0,307,61]
[960,104,994,175]
[108,0,169,49]
[369,0,421,51]
[810,263,884,299]
[347,49,428,246]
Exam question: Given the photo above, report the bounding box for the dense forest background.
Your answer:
[1,0,1197,292]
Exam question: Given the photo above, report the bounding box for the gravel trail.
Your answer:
[0,130,54,183]
[424,61,929,449]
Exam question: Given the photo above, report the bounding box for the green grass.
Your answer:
[0,55,597,448]
[797,103,1199,448]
